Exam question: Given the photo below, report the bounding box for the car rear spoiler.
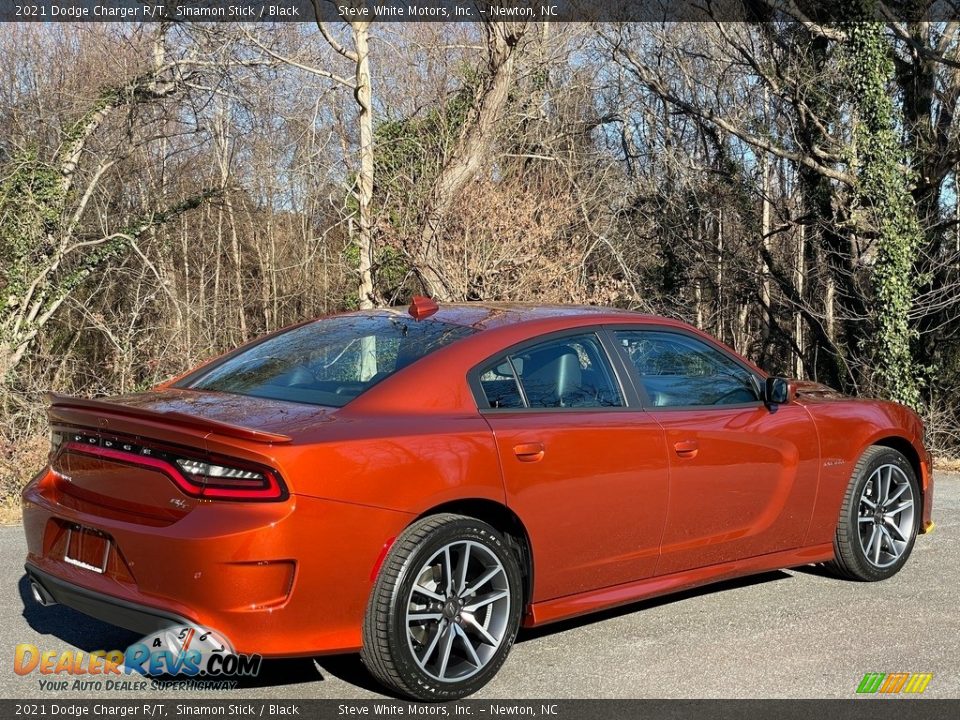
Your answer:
[46,393,293,445]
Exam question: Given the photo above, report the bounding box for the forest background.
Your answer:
[4,15,960,517]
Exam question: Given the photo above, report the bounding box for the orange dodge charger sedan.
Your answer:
[22,300,934,699]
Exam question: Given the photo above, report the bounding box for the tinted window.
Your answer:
[478,359,525,409]
[479,333,623,409]
[182,315,475,407]
[615,330,759,408]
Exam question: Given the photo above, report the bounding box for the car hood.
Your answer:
[791,380,848,402]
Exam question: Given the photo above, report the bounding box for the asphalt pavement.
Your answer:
[2,473,957,699]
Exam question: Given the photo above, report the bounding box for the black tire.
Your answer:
[830,446,921,581]
[361,513,523,701]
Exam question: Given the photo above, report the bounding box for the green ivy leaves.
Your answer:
[844,19,923,408]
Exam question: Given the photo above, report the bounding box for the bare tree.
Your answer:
[412,17,529,300]
[0,25,221,377]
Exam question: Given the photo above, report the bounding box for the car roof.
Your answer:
[338,302,768,416]
[373,302,678,331]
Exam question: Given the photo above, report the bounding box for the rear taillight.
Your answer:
[57,433,287,502]
[173,457,285,500]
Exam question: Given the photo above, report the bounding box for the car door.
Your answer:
[609,328,820,577]
[472,330,670,602]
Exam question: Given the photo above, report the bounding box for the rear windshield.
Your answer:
[179,314,475,407]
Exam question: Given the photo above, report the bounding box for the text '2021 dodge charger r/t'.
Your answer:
[22,299,934,699]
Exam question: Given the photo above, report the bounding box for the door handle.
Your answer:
[673,440,699,458]
[513,442,545,462]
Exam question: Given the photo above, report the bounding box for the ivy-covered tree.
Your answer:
[845,20,924,408]
[0,65,219,379]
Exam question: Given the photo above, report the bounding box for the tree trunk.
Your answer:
[349,22,377,380]
[760,138,772,343]
[413,20,528,300]
[715,208,724,342]
[353,21,375,313]
[794,223,805,379]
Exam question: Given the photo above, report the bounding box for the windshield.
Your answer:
[179,314,475,407]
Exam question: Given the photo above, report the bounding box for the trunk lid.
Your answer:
[46,390,333,523]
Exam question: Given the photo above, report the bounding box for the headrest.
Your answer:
[523,347,582,406]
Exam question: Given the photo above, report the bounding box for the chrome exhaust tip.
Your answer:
[30,580,55,607]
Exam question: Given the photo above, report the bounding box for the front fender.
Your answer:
[801,399,931,545]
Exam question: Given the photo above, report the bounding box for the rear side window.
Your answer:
[478,333,623,409]
[181,315,475,407]
[477,360,525,409]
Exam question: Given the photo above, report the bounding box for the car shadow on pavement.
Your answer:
[280,571,796,696]
[789,563,839,579]
[517,569,794,642]
[17,569,794,695]
[17,574,338,691]
[225,657,328,690]
[315,654,409,697]
[18,574,141,652]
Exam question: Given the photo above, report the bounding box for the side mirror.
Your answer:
[765,377,791,405]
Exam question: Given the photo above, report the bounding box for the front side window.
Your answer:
[614,330,760,408]
[478,333,623,409]
[181,314,475,407]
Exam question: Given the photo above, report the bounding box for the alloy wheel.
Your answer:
[404,540,511,682]
[858,463,916,568]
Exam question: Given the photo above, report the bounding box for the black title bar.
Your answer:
[4,699,960,719]
[2,0,960,23]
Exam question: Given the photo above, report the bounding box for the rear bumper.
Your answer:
[21,469,414,656]
[25,564,191,635]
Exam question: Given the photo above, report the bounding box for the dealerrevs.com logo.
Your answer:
[856,673,933,695]
[14,625,262,692]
